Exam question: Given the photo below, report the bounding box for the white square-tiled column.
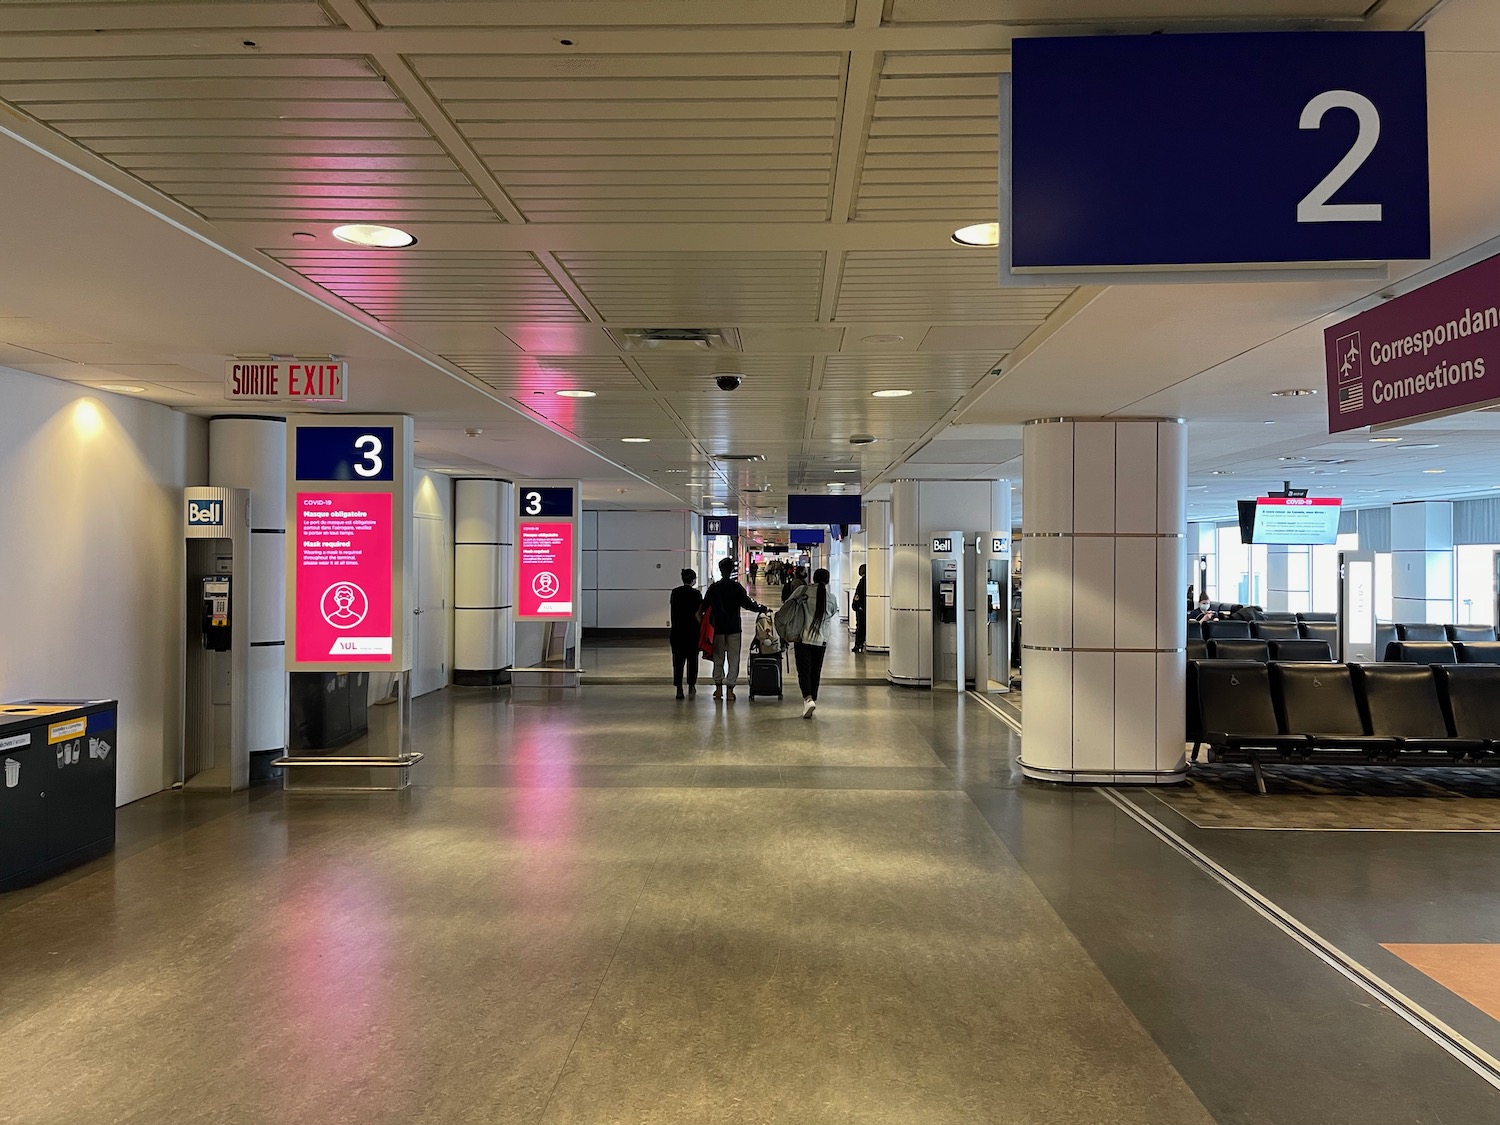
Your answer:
[1020,419,1187,784]
[453,478,514,685]
[1391,501,1454,624]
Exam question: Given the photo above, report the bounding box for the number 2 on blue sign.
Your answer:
[1297,89,1382,224]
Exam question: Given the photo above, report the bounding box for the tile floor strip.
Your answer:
[968,691,1022,735]
[1096,786,1500,1092]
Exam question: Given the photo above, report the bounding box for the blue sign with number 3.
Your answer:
[1008,32,1429,271]
[294,426,394,481]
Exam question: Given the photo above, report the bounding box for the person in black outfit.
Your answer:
[851,563,867,653]
[669,568,703,700]
[701,557,768,700]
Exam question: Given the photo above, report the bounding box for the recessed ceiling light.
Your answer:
[1423,468,1446,474]
[872,389,913,398]
[291,231,317,242]
[556,389,596,398]
[833,468,858,474]
[621,436,651,443]
[861,334,905,344]
[1399,443,1440,450]
[663,468,688,473]
[1369,436,1402,442]
[1262,420,1275,425]
[951,222,1000,247]
[849,434,877,445]
[98,383,146,394]
[463,427,483,437]
[1208,470,1229,475]
[331,223,416,248]
[1269,388,1318,397]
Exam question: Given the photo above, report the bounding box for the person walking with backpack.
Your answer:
[776,567,842,718]
[668,568,703,700]
[700,558,768,701]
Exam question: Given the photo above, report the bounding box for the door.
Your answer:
[412,514,448,696]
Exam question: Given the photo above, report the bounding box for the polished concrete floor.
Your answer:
[4,650,1500,1124]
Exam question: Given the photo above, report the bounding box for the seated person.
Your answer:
[1188,596,1218,622]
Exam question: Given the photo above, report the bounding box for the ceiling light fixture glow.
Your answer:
[331,223,416,248]
[98,384,146,394]
[872,389,913,398]
[621,436,651,443]
[555,389,596,398]
[1369,436,1402,442]
[951,222,1000,247]
[1423,468,1446,474]
[1269,388,1318,397]
[833,468,857,474]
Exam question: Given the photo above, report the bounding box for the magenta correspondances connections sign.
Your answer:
[1326,252,1500,432]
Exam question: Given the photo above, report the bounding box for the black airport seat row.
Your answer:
[1190,660,1500,793]
[1197,605,1334,623]
[1383,641,1500,664]
[1193,618,1340,646]
[1188,638,1334,662]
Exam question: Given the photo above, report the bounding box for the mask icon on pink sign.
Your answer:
[532,572,560,599]
[320,581,369,629]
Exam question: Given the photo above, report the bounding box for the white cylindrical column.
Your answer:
[453,479,514,684]
[1020,418,1186,785]
[864,497,891,653]
[208,416,287,771]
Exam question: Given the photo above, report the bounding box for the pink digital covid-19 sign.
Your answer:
[294,491,394,662]
[517,520,574,618]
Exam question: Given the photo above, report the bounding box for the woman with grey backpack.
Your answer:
[773,567,842,718]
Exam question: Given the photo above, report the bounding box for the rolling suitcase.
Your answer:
[748,651,783,701]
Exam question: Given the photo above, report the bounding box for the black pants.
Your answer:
[793,641,827,701]
[853,607,865,651]
[671,640,699,689]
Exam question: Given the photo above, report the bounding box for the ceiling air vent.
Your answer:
[712,452,765,462]
[610,327,742,353]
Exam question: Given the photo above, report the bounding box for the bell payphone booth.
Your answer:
[930,532,966,691]
[182,487,252,791]
[973,533,1012,693]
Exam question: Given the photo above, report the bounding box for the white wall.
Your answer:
[0,368,206,805]
[583,509,695,629]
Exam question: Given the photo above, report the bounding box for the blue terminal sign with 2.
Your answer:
[294,426,394,482]
[1008,33,1429,271]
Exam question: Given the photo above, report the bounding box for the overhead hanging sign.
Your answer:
[226,358,348,402]
[1004,32,1429,281]
[1326,252,1500,432]
[703,514,739,537]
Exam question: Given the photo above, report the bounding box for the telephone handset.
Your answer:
[202,576,232,652]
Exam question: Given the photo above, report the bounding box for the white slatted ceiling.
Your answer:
[269,249,586,321]
[556,252,826,322]
[857,54,1001,222]
[370,1,854,27]
[887,0,1374,18]
[836,252,1071,322]
[414,53,841,223]
[0,53,492,225]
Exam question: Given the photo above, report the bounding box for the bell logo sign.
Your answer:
[187,499,224,526]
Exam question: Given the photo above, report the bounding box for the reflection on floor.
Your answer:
[1384,944,1500,1021]
[4,647,1500,1124]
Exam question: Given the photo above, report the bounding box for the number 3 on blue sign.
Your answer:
[353,433,383,478]
[1298,90,1382,224]
[524,490,541,516]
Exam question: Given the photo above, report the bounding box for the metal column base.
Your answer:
[1018,759,1188,786]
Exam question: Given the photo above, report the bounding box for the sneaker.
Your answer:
[727,688,737,700]
[803,698,815,718]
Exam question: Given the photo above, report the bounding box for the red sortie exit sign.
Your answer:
[224,358,348,402]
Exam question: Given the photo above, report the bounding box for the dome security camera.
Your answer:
[714,373,744,391]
